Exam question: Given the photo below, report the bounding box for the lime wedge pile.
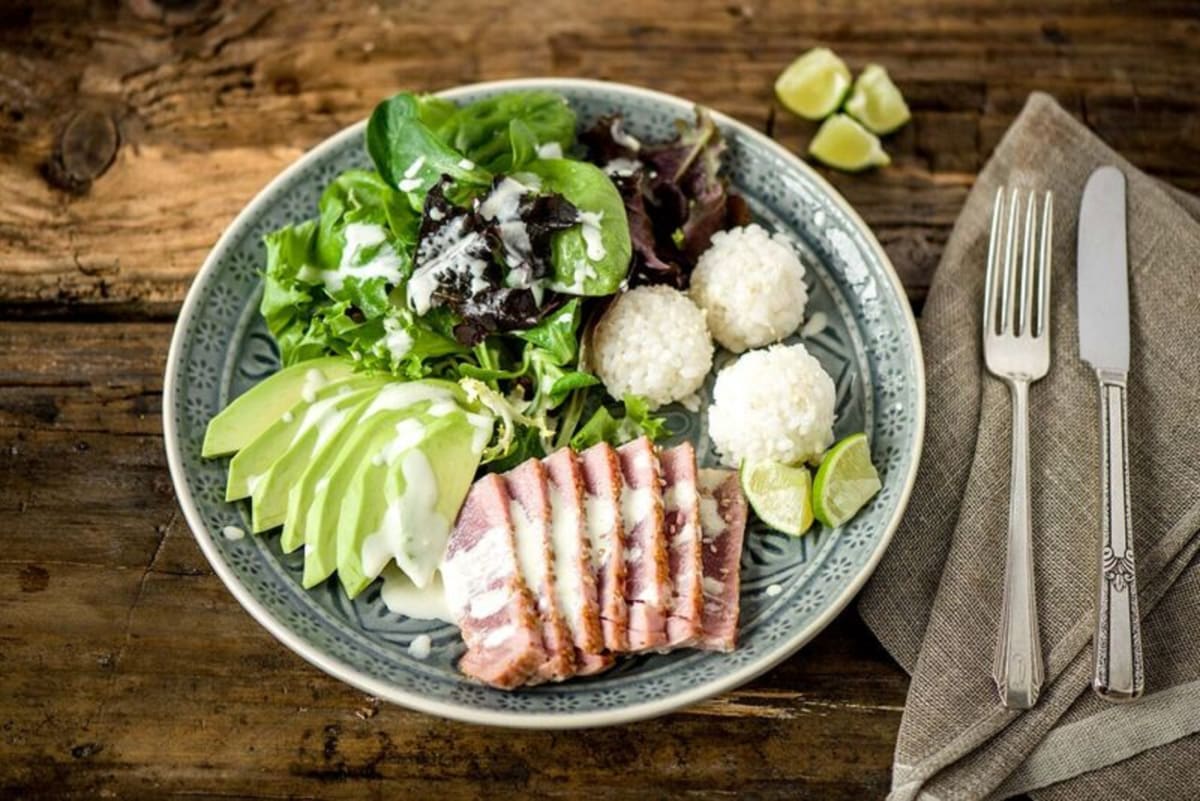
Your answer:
[774,49,911,172]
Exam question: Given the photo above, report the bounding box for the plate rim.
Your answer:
[163,76,926,729]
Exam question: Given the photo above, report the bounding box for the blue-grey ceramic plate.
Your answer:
[164,78,925,728]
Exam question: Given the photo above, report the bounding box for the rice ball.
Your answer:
[591,285,714,410]
[689,224,809,353]
[708,343,835,467]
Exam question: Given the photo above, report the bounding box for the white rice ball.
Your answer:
[708,343,835,467]
[592,285,714,410]
[689,224,809,353]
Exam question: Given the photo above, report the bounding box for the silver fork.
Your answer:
[984,186,1054,710]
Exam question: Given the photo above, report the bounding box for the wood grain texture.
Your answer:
[2,0,1198,797]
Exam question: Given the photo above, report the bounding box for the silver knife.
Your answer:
[1077,165,1144,702]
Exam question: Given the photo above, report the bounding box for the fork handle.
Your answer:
[993,378,1044,709]
[1092,372,1144,702]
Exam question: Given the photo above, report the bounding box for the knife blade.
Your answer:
[1078,166,1130,373]
[1077,165,1144,703]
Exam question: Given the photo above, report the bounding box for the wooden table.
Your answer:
[2,1,1196,798]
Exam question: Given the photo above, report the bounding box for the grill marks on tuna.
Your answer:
[660,443,704,647]
[616,437,670,652]
[447,445,748,689]
[504,458,575,682]
[696,469,748,652]
[442,474,546,689]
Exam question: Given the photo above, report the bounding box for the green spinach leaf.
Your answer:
[434,90,576,174]
[366,93,491,198]
[522,159,632,295]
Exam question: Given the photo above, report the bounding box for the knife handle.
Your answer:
[1093,372,1144,702]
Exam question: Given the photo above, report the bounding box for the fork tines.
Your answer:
[984,187,1055,341]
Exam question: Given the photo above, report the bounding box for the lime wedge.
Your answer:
[812,433,881,528]
[808,114,890,171]
[845,64,911,135]
[775,48,852,120]
[740,459,814,537]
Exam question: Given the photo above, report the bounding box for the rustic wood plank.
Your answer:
[1,0,1198,317]
[0,320,907,798]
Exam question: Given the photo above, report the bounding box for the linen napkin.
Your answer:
[857,92,1200,801]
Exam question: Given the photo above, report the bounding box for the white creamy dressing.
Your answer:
[441,525,510,619]
[293,391,352,452]
[578,210,607,262]
[392,449,448,588]
[406,216,490,315]
[663,480,696,513]
[382,317,414,362]
[466,411,495,455]
[281,410,295,424]
[801,311,829,339]
[362,383,454,420]
[299,223,405,295]
[547,482,584,631]
[457,158,476,170]
[610,119,641,152]
[699,495,724,541]
[379,565,455,623]
[585,493,616,564]
[375,417,428,467]
[702,576,725,597]
[480,176,536,271]
[408,634,432,660]
[619,483,654,568]
[398,177,423,192]
[765,583,783,597]
[550,258,599,294]
[510,499,546,597]
[603,157,640,177]
[403,156,426,179]
[536,142,563,159]
[222,525,246,541]
[359,448,448,587]
[300,368,328,404]
[483,624,515,648]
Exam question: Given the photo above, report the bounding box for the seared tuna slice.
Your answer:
[660,443,704,647]
[442,473,545,689]
[505,458,575,682]
[579,442,628,653]
[543,448,605,666]
[696,468,748,652]
[616,437,670,652]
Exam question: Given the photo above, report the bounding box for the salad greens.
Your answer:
[259,90,665,466]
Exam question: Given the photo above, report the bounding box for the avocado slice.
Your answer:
[299,381,464,588]
[249,385,384,534]
[279,393,375,554]
[335,412,459,598]
[202,357,355,458]
[225,373,387,501]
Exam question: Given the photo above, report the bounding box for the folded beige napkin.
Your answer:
[858,92,1200,801]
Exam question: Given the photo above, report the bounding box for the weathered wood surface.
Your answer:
[2,0,1199,798]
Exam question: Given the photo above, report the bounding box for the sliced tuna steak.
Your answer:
[616,437,670,652]
[696,468,748,652]
[505,459,575,682]
[442,473,545,689]
[543,448,605,667]
[579,442,628,653]
[660,443,704,647]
